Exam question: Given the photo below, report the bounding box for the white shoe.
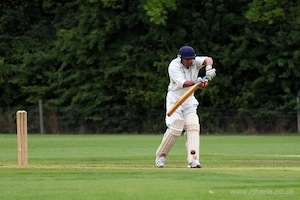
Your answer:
[155,156,165,168]
[188,160,202,168]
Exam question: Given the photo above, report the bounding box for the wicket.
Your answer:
[17,110,28,167]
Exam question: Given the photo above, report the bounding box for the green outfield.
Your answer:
[0,134,299,200]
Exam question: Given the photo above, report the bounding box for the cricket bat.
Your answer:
[167,76,208,117]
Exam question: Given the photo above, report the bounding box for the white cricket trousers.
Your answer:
[165,90,199,128]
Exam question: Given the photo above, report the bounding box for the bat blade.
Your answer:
[167,76,207,117]
[167,84,199,116]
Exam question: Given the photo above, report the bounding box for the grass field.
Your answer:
[0,134,299,200]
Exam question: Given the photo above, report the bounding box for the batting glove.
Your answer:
[197,77,208,89]
[206,65,216,81]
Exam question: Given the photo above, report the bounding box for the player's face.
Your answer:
[181,58,194,68]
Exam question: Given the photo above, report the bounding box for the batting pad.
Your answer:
[185,113,200,163]
[156,118,185,157]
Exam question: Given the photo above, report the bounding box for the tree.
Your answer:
[1,0,299,133]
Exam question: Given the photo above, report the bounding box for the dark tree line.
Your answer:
[0,0,299,133]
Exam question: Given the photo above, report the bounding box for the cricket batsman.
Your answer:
[155,46,216,168]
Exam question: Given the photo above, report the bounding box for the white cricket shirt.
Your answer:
[167,56,207,95]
